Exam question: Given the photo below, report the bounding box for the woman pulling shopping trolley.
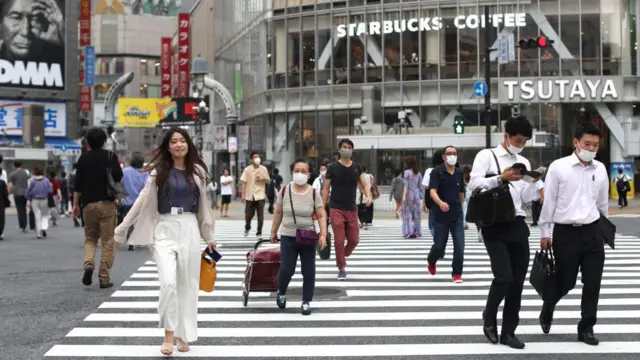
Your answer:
[270,158,328,315]
[114,128,216,356]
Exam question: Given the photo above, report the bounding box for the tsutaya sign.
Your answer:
[501,77,622,103]
[336,13,526,38]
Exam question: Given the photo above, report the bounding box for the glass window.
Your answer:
[154,60,160,76]
[274,18,286,88]
[441,7,458,80]
[115,58,125,74]
[267,19,273,89]
[458,5,480,79]
[582,0,602,75]
[420,6,440,81]
[287,16,301,87]
[332,14,347,84]
[301,16,315,86]
[94,84,109,100]
[365,11,382,83]
[301,111,317,161]
[401,7,419,81]
[559,1,581,75]
[147,85,161,98]
[539,0,560,78]
[140,59,149,76]
[316,110,333,156]
[382,10,401,82]
[140,84,148,97]
[316,14,331,85]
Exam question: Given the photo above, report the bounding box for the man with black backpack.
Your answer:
[615,167,630,208]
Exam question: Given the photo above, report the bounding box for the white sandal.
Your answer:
[160,342,173,356]
[175,337,190,352]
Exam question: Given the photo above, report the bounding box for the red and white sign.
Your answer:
[171,50,178,97]
[79,0,92,117]
[79,86,92,113]
[177,13,191,97]
[160,37,172,98]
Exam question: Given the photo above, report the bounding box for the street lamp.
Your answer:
[191,55,209,154]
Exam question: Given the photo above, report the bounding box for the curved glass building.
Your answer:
[201,0,640,185]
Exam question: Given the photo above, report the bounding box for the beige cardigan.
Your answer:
[114,165,215,246]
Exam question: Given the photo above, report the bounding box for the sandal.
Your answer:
[175,338,190,352]
[160,342,173,356]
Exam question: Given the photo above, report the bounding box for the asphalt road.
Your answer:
[1,215,638,360]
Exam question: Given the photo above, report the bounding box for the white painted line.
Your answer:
[175,253,640,260]
[201,249,640,256]
[43,342,640,357]
[97,297,640,309]
[65,324,640,338]
[135,265,640,273]
[346,288,640,297]
[121,271,640,283]
[83,310,640,323]
[143,259,640,266]
[111,290,270,298]
[119,279,640,288]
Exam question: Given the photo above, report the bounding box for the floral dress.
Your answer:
[401,169,423,238]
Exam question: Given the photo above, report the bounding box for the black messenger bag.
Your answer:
[465,150,516,227]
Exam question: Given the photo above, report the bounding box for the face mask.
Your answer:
[253,157,261,165]
[445,155,457,166]
[339,149,353,159]
[292,173,308,185]
[506,139,524,155]
[320,170,327,177]
[577,147,596,162]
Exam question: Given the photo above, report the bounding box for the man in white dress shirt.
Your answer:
[538,122,609,346]
[468,115,540,349]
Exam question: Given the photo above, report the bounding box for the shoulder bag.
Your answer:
[105,150,127,201]
[287,185,319,246]
[465,150,516,227]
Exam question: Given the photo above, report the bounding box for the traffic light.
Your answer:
[453,115,465,135]
[518,36,553,49]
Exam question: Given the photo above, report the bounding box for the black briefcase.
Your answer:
[529,248,557,302]
[598,214,616,250]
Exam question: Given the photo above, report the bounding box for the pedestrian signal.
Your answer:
[453,116,465,135]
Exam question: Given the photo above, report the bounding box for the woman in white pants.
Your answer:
[115,128,216,356]
[25,165,52,238]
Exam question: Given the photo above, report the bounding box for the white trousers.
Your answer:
[152,213,201,342]
[31,199,50,233]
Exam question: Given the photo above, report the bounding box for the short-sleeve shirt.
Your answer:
[276,183,323,237]
[325,161,363,211]
[240,165,270,201]
[9,169,29,196]
[428,165,465,221]
[157,168,200,214]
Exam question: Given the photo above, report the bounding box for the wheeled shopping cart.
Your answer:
[241,239,280,306]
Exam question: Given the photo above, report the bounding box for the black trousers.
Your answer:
[545,222,604,330]
[531,200,542,224]
[618,190,628,207]
[481,217,530,335]
[14,195,28,229]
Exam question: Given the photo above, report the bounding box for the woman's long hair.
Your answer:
[404,156,419,174]
[145,128,209,191]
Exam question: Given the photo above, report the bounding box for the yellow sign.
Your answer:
[117,98,176,128]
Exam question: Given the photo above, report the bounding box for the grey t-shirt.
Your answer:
[277,183,323,237]
[9,169,30,196]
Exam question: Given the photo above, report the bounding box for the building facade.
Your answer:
[201,0,640,185]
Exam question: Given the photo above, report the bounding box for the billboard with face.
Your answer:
[0,0,66,90]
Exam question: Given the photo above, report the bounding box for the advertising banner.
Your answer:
[85,46,95,87]
[177,13,191,97]
[79,0,91,46]
[118,97,210,128]
[0,0,66,90]
[160,37,172,98]
[79,86,91,113]
[0,99,66,137]
[171,50,178,96]
[212,125,227,151]
[610,162,635,200]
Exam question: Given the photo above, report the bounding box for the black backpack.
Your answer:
[616,176,629,192]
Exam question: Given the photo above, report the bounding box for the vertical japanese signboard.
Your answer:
[177,13,191,97]
[85,46,95,87]
[161,37,172,98]
[79,0,92,116]
[171,51,179,96]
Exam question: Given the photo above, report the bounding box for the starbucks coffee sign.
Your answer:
[336,13,526,38]
[500,77,621,103]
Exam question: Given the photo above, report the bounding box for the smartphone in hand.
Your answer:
[204,247,223,262]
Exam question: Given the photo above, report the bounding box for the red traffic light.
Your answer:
[537,36,549,48]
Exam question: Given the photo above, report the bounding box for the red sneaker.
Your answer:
[453,274,463,283]
[427,264,436,275]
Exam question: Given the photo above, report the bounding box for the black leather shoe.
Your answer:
[578,329,600,346]
[82,267,93,286]
[482,311,498,344]
[500,333,525,349]
[539,302,555,334]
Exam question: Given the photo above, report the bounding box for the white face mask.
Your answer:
[577,147,597,162]
[253,157,261,165]
[292,173,308,185]
[445,155,457,166]
[506,139,524,155]
[320,170,327,177]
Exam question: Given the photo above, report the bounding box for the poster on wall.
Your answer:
[610,162,635,200]
[0,0,66,90]
[0,99,67,137]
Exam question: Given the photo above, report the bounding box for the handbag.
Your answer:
[465,150,516,227]
[529,248,557,302]
[199,252,217,293]
[105,150,127,201]
[288,185,319,246]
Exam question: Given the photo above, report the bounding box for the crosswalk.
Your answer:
[45,219,640,358]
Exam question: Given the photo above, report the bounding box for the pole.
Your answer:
[484,5,492,149]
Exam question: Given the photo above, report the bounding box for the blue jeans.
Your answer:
[278,235,316,303]
[427,211,465,276]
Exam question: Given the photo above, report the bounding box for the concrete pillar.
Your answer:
[22,105,45,148]
[612,103,633,163]
[424,31,444,64]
